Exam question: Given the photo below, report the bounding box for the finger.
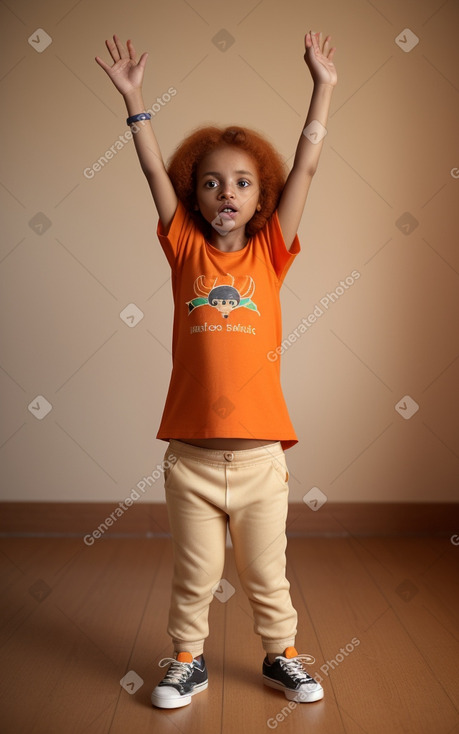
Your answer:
[308,30,317,53]
[95,55,112,73]
[328,47,336,61]
[126,39,137,62]
[323,35,331,54]
[105,36,120,62]
[305,31,312,49]
[113,33,128,59]
[312,31,320,53]
[138,51,149,70]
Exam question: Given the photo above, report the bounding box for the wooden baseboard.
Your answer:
[0,502,458,537]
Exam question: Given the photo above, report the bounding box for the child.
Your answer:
[96,30,337,710]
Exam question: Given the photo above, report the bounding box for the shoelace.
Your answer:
[279,654,316,683]
[158,657,194,685]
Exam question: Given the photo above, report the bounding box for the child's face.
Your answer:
[195,146,260,237]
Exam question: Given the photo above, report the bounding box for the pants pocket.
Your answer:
[270,455,289,484]
[162,448,181,488]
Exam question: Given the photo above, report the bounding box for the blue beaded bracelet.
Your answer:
[126,112,151,126]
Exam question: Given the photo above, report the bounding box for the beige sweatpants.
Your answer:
[162,439,298,657]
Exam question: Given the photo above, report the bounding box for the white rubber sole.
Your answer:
[151,679,208,709]
[263,676,324,703]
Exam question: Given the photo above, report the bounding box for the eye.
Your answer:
[238,180,250,188]
[205,180,218,189]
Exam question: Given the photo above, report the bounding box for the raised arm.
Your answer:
[95,35,178,229]
[277,31,337,249]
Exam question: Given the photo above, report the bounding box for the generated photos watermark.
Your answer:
[394,395,419,420]
[266,637,360,728]
[303,120,327,144]
[83,455,177,546]
[267,270,360,362]
[120,670,144,694]
[303,486,328,511]
[212,578,236,603]
[83,87,177,180]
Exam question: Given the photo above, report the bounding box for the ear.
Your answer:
[256,203,261,211]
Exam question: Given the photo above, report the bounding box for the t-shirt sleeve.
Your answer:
[263,209,301,284]
[156,200,193,269]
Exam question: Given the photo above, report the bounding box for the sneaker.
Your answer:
[263,646,324,703]
[151,652,208,709]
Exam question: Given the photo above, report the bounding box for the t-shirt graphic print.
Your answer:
[187,273,260,321]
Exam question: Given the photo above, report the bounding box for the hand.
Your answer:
[95,34,148,96]
[304,31,337,86]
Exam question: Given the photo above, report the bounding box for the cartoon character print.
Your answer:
[187,273,260,318]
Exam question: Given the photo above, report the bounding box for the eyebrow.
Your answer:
[200,170,254,177]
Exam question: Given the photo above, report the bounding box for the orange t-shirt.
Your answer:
[156,201,300,449]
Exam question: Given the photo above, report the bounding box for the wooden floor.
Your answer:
[0,535,458,734]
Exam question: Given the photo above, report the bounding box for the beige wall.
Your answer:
[1,0,458,503]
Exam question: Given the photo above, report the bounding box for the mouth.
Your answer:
[218,203,238,217]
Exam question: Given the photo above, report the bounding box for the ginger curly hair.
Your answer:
[166,125,287,237]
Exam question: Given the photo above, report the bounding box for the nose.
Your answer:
[219,185,234,199]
